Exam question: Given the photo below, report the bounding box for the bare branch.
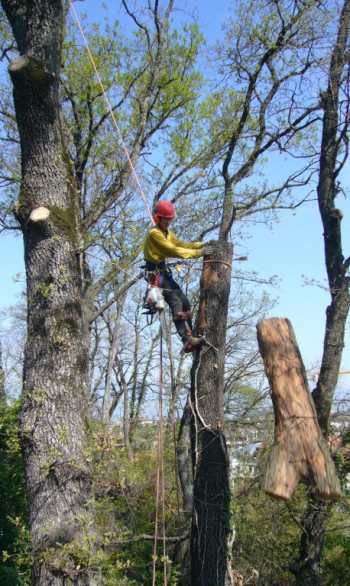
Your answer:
[89,272,144,324]
[122,0,152,53]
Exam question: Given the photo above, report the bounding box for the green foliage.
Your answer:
[60,15,203,204]
[0,400,31,585]
[320,487,350,586]
[85,421,183,585]
[1,401,349,585]
[0,415,182,585]
[322,532,350,586]
[231,475,307,583]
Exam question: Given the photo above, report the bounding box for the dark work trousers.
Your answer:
[145,261,192,340]
[161,271,193,340]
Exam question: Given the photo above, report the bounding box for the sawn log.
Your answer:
[257,318,341,500]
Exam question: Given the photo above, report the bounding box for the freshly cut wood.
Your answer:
[29,206,50,222]
[257,318,341,500]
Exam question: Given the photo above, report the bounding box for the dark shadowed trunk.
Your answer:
[174,402,193,586]
[1,1,95,584]
[293,1,350,584]
[190,242,233,586]
[178,402,194,514]
[293,499,332,586]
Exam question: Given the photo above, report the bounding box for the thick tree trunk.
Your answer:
[257,318,341,500]
[190,241,233,586]
[1,2,95,584]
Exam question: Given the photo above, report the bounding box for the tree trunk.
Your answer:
[292,500,331,586]
[1,2,95,584]
[190,241,233,586]
[175,403,193,586]
[0,342,5,400]
[178,402,194,514]
[257,318,341,500]
[292,1,350,583]
[102,299,124,421]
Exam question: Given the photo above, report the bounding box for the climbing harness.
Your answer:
[141,261,190,325]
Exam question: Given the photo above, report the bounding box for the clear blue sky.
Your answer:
[0,0,349,391]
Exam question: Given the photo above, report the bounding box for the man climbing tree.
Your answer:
[1,0,349,584]
[143,199,214,352]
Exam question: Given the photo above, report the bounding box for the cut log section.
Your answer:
[256,318,342,500]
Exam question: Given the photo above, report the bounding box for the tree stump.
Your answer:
[256,318,341,500]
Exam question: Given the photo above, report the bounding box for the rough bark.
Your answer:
[1,1,95,584]
[190,241,233,586]
[293,2,350,583]
[257,318,341,500]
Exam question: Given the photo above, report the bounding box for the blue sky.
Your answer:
[2,195,349,379]
[0,0,349,391]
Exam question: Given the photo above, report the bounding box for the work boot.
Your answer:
[182,335,204,353]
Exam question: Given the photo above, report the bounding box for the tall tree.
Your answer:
[188,1,327,584]
[0,1,96,584]
[293,1,350,583]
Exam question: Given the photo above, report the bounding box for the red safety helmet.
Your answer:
[153,200,176,223]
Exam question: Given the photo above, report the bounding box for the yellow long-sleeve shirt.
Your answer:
[143,227,204,263]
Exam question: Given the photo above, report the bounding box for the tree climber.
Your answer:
[143,200,214,352]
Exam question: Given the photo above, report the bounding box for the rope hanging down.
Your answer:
[152,314,168,586]
[68,0,154,223]
[68,7,183,583]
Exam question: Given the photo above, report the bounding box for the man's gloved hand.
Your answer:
[202,243,216,256]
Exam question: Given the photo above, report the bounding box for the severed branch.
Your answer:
[257,317,341,500]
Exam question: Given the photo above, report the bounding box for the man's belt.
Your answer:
[144,260,167,272]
